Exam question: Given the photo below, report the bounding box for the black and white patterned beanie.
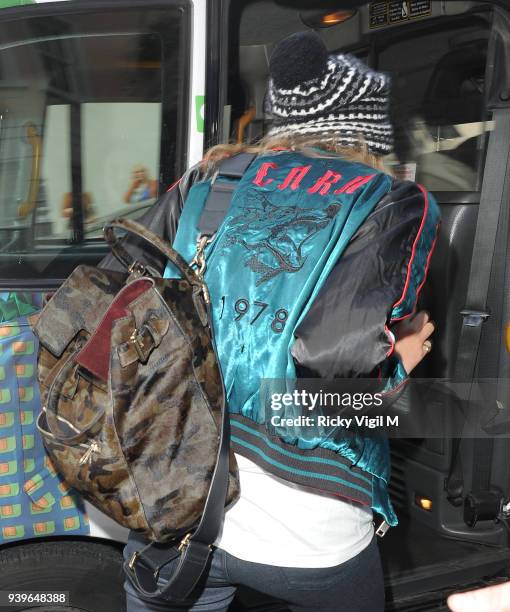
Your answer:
[265,31,394,155]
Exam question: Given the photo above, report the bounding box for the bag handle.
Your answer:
[103,218,202,288]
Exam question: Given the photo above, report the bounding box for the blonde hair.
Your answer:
[201,133,388,175]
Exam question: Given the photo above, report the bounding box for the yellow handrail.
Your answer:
[18,122,42,219]
[237,107,256,144]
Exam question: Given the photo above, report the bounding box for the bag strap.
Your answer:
[123,152,256,601]
[103,218,202,288]
[123,347,231,600]
[190,152,258,284]
[198,152,257,236]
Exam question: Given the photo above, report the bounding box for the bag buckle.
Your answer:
[190,236,211,280]
[178,533,192,552]
[375,520,390,537]
[130,328,146,362]
[127,261,147,278]
[177,532,211,553]
[128,551,140,571]
[460,309,490,327]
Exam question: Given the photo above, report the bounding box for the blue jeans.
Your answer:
[123,534,384,611]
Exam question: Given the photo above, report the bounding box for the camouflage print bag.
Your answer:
[32,218,239,593]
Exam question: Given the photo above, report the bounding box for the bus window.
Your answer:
[0,6,189,281]
[376,15,491,191]
[39,35,163,241]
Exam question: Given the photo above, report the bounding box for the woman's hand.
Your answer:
[391,311,435,374]
[448,581,510,612]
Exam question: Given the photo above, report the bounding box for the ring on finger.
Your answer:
[423,340,433,353]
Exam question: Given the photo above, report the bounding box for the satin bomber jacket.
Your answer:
[100,152,441,527]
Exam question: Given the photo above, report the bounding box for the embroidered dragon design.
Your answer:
[221,191,341,286]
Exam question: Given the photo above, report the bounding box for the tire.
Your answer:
[0,540,126,612]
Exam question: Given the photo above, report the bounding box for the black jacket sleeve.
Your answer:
[291,179,440,393]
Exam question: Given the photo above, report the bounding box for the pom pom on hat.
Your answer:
[269,31,329,89]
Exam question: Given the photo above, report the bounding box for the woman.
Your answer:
[124,165,158,204]
[118,32,439,612]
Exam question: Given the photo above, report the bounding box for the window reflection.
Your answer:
[378,19,490,191]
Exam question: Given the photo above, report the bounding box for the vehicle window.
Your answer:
[0,6,189,281]
[230,2,491,193]
[376,15,491,191]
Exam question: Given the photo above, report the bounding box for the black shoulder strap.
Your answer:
[198,152,257,236]
[123,152,256,601]
[446,108,510,505]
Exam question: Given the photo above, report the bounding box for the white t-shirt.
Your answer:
[216,453,374,568]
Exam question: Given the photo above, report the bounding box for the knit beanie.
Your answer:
[265,31,394,155]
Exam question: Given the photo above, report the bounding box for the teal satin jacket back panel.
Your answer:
[165,152,396,524]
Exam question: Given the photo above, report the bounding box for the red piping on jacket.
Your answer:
[390,184,429,316]
[409,219,441,313]
[381,376,409,397]
[389,184,440,323]
[166,177,182,192]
